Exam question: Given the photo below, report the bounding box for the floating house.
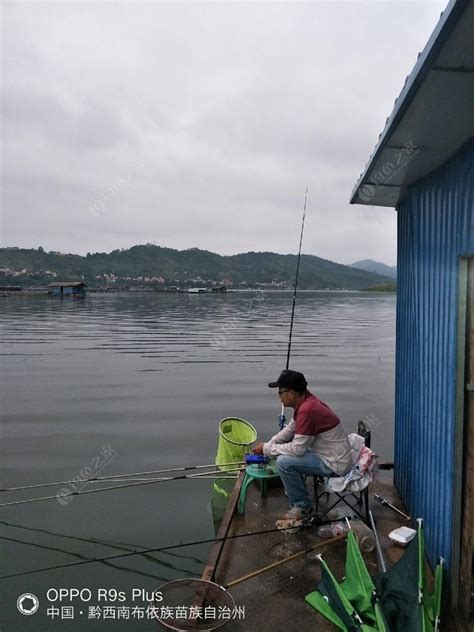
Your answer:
[351,0,473,616]
[48,281,87,297]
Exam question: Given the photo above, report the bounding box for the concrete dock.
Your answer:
[200,469,469,632]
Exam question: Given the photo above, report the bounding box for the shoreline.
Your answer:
[0,287,396,296]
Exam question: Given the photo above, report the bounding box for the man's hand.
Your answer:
[253,442,265,455]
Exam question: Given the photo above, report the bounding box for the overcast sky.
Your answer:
[1,1,446,266]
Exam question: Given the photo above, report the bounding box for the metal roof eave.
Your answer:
[48,282,87,287]
[350,0,470,208]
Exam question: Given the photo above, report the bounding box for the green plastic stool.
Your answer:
[237,462,280,515]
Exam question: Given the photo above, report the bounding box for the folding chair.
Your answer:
[313,421,376,525]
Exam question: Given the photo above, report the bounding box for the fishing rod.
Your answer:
[286,186,308,371]
[0,458,272,507]
[92,475,239,483]
[0,461,244,493]
[0,468,243,508]
[278,187,308,430]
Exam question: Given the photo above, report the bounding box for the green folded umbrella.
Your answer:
[306,519,443,632]
[373,519,443,632]
[306,529,390,631]
[339,529,389,630]
[306,553,365,631]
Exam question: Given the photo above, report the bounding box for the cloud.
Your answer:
[1,1,446,265]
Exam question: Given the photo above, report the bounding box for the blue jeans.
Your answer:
[276,453,334,510]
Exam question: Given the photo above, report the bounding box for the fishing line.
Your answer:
[0,535,199,584]
[0,519,207,566]
[0,518,334,580]
[0,461,244,493]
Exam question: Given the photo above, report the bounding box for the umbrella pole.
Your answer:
[369,510,386,573]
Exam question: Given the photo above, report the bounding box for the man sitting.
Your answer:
[253,369,352,529]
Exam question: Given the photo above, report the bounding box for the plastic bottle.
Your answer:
[326,506,353,521]
[351,520,375,552]
[316,521,349,538]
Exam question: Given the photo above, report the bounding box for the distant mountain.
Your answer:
[0,245,394,290]
[350,259,397,279]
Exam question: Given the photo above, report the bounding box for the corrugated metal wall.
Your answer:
[395,138,474,570]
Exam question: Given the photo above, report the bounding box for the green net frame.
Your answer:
[215,417,257,469]
[155,578,236,631]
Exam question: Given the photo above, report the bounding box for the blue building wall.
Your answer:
[395,138,474,570]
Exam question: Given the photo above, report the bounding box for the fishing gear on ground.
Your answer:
[374,494,410,520]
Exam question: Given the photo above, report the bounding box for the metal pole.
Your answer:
[369,510,386,574]
[374,494,410,520]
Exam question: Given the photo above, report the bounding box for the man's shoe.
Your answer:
[275,506,313,534]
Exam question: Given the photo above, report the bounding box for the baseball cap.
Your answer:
[268,369,308,391]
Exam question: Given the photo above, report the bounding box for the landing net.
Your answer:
[155,578,235,631]
[215,418,257,470]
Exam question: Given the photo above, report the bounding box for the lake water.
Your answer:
[0,290,395,631]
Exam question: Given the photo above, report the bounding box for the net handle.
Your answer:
[155,535,345,630]
[225,533,345,588]
[218,417,257,447]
